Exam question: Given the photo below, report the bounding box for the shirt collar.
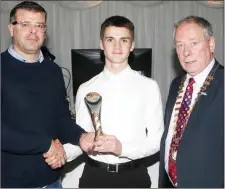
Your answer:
[102,65,132,80]
[8,44,44,63]
[187,58,215,86]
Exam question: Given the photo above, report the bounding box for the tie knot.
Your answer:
[188,78,195,86]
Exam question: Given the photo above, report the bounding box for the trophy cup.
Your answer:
[84,92,103,140]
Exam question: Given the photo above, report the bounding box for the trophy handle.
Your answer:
[91,112,103,140]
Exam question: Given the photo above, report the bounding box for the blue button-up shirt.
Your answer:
[8,44,44,63]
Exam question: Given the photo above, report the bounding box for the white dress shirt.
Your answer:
[164,58,215,179]
[64,65,164,164]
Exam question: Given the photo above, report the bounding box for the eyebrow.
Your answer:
[35,22,46,24]
[121,37,131,40]
[175,38,199,43]
[105,36,131,40]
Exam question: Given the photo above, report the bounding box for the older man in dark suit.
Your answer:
[158,16,224,188]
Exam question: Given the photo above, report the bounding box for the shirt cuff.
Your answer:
[63,143,83,162]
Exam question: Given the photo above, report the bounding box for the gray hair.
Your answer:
[173,16,213,41]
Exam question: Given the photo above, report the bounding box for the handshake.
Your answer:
[43,132,122,169]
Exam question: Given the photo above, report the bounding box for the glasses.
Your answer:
[12,21,47,33]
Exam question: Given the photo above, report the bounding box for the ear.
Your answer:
[8,24,14,37]
[130,41,135,52]
[209,36,215,53]
[100,40,104,50]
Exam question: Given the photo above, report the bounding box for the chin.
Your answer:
[111,60,125,64]
[182,64,196,72]
[184,68,200,76]
[26,45,40,51]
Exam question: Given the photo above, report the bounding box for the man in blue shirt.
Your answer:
[1,1,94,187]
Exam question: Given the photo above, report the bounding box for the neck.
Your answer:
[13,46,40,63]
[105,61,128,74]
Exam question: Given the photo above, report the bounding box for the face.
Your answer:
[8,9,46,56]
[175,22,215,76]
[100,26,135,67]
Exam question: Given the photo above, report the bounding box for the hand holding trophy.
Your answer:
[85,92,103,154]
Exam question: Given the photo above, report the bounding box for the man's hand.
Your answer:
[43,139,66,169]
[79,132,95,153]
[93,135,122,156]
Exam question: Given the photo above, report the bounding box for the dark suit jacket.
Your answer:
[158,60,224,188]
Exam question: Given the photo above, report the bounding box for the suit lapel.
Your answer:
[187,61,221,126]
[161,75,185,157]
[160,75,185,186]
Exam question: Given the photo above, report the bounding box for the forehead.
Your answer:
[103,26,132,38]
[175,22,205,41]
[15,9,45,22]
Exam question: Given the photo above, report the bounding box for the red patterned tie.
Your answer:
[168,78,195,186]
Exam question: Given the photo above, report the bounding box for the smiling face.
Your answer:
[175,22,215,76]
[100,26,135,70]
[8,9,46,57]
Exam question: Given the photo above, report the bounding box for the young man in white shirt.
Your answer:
[50,15,164,188]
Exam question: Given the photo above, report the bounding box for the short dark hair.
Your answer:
[100,15,135,41]
[174,16,213,40]
[10,1,47,23]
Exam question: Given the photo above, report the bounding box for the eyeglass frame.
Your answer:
[11,20,48,33]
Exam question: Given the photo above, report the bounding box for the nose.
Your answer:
[29,25,37,34]
[183,44,191,57]
[114,41,121,49]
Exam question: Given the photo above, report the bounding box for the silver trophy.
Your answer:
[84,92,103,140]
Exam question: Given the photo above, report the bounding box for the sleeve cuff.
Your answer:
[63,143,83,162]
